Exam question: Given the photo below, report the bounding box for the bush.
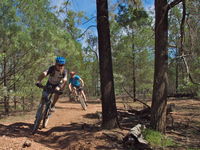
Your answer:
[143,129,176,148]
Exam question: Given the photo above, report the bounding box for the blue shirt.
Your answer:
[69,75,81,87]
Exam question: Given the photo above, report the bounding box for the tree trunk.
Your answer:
[132,43,136,99]
[175,58,179,93]
[3,51,9,114]
[96,0,118,129]
[150,0,169,133]
[14,55,17,110]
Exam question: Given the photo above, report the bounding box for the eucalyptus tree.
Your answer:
[151,0,185,133]
[113,0,154,98]
[84,34,99,96]
[168,0,200,95]
[182,0,200,93]
[96,0,118,129]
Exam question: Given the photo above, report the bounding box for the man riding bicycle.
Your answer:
[36,56,67,112]
[68,71,88,106]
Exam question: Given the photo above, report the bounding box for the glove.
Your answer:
[55,86,61,91]
[35,82,43,88]
[55,87,63,95]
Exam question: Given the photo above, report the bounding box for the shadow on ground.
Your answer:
[0,121,123,149]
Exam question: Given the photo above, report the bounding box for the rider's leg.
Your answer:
[40,90,49,105]
[73,87,78,96]
[35,90,48,117]
[51,93,59,109]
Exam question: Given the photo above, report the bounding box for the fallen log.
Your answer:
[123,124,152,150]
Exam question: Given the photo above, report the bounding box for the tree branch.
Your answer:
[122,84,150,109]
[82,16,96,25]
[156,0,183,32]
[78,25,96,38]
[168,0,183,10]
[181,55,200,85]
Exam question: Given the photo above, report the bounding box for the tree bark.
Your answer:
[150,0,169,133]
[132,43,136,100]
[3,51,9,114]
[96,0,118,129]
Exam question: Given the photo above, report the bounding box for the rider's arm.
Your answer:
[68,83,72,92]
[79,78,84,87]
[36,72,47,83]
[58,73,67,90]
[58,80,67,90]
[36,66,53,84]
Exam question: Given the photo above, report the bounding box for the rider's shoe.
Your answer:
[50,107,55,112]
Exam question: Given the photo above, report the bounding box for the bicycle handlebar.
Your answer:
[35,83,61,94]
[35,83,44,89]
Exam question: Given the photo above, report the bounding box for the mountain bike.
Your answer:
[32,84,56,134]
[70,87,87,111]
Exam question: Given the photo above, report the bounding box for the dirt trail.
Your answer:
[0,97,125,150]
[1,98,200,150]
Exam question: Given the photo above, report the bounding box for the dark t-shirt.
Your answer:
[44,65,67,85]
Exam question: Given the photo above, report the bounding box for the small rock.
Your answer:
[22,140,31,148]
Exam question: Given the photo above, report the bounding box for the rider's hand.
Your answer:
[55,86,60,91]
[35,82,42,88]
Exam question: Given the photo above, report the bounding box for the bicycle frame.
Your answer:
[32,86,55,134]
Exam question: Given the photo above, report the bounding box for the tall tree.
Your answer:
[151,0,183,133]
[96,0,118,129]
[116,0,149,99]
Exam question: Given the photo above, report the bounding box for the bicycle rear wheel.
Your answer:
[78,94,87,110]
[32,103,45,134]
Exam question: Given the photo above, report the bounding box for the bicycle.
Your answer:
[70,86,87,111]
[32,84,57,134]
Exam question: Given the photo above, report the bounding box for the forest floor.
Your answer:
[0,97,200,150]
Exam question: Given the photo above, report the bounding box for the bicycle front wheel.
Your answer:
[42,103,51,128]
[32,103,45,134]
[78,94,87,111]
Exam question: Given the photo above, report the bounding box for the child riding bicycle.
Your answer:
[68,71,88,106]
[35,56,67,112]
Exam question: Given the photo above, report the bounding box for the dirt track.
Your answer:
[0,98,200,150]
[0,97,125,150]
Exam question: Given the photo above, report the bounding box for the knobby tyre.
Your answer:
[32,103,45,134]
[42,102,51,128]
[78,94,87,110]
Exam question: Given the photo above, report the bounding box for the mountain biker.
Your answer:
[68,71,88,105]
[35,56,67,112]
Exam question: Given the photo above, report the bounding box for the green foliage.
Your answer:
[168,1,200,95]
[143,129,176,147]
[0,0,199,115]
[110,1,154,96]
[0,0,86,113]
[116,2,149,27]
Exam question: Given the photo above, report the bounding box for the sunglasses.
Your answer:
[57,64,64,67]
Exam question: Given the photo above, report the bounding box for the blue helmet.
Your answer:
[55,56,66,64]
